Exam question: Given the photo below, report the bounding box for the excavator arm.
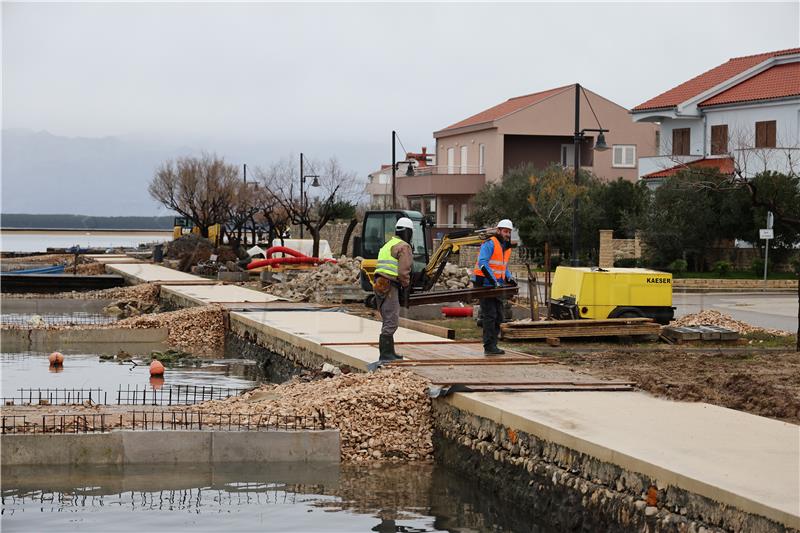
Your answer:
[419,228,494,291]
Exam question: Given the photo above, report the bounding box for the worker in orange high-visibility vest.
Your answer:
[473,219,514,355]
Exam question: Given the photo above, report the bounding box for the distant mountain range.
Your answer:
[1,213,174,230]
[1,128,379,216]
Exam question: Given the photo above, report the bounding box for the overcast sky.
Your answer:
[2,1,799,215]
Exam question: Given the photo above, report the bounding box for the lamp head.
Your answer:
[594,132,609,152]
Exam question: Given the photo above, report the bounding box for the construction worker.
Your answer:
[473,219,514,355]
[373,217,414,362]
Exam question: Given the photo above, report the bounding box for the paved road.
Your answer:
[517,280,798,333]
[673,292,798,333]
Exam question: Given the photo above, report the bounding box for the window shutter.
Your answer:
[767,121,776,147]
[673,128,690,156]
[711,125,728,155]
[613,146,623,166]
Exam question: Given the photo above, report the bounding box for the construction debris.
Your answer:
[673,310,791,336]
[263,257,472,303]
[191,368,434,463]
[73,262,109,275]
[263,257,362,302]
[115,305,226,351]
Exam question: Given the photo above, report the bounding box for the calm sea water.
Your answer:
[1,463,543,532]
[0,231,171,253]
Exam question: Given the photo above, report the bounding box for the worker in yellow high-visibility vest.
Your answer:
[372,217,414,362]
[473,219,514,355]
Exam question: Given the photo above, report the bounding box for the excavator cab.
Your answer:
[356,210,428,293]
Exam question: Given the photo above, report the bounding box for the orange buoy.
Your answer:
[48,352,64,366]
[149,375,165,390]
[149,359,165,376]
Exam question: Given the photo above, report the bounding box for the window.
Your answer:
[612,145,636,168]
[560,144,577,167]
[672,128,690,156]
[447,148,455,174]
[479,144,485,173]
[460,146,468,174]
[460,203,468,226]
[755,120,776,148]
[409,197,422,213]
[447,204,455,226]
[710,125,728,155]
[424,196,436,223]
[377,173,389,184]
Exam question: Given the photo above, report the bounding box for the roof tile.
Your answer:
[440,85,572,132]
[699,62,800,107]
[633,48,800,112]
[642,157,734,179]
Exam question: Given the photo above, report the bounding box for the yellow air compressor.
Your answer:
[549,266,674,324]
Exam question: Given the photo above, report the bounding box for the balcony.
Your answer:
[395,165,486,197]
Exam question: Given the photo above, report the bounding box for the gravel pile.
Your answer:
[4,283,161,302]
[2,254,72,264]
[264,257,471,302]
[264,257,362,302]
[672,309,792,336]
[191,368,434,463]
[116,305,226,350]
[73,262,108,275]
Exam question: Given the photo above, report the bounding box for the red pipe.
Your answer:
[441,306,473,318]
[247,256,336,270]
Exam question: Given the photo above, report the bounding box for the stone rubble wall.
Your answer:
[431,401,792,533]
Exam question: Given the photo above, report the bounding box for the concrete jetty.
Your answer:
[44,258,800,530]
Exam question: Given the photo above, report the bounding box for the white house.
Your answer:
[631,47,800,186]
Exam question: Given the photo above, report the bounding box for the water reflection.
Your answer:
[1,463,543,532]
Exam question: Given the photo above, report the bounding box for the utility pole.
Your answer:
[391,130,397,209]
[300,152,304,239]
[571,83,581,266]
[243,163,247,183]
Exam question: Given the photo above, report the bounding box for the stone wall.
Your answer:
[599,230,643,268]
[432,401,792,533]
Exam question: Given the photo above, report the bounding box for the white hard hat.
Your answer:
[395,217,414,231]
[497,219,513,230]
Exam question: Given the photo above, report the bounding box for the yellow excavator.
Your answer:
[354,210,518,307]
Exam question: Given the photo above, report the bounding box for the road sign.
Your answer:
[759,229,774,240]
[766,211,774,230]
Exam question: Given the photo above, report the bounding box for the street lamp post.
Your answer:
[571,83,610,266]
[300,171,320,240]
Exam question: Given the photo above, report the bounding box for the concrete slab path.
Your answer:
[162,284,283,305]
[106,264,216,285]
[445,391,800,528]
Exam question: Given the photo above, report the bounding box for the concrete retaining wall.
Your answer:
[432,402,793,533]
[1,429,340,466]
[673,278,798,290]
[1,327,168,353]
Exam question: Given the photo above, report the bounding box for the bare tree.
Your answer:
[224,181,263,248]
[257,156,358,258]
[149,153,239,237]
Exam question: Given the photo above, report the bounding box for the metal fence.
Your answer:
[115,385,249,406]
[1,410,326,434]
[3,388,107,406]
[0,312,117,327]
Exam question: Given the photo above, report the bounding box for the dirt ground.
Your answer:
[425,317,800,425]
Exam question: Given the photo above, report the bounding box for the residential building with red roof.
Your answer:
[632,47,800,183]
[394,84,657,238]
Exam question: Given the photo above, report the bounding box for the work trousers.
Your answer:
[376,284,400,336]
[474,279,504,349]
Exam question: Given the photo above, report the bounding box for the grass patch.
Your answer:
[742,331,798,348]
[424,318,481,340]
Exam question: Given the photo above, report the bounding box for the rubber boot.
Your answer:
[379,334,403,362]
[484,345,505,356]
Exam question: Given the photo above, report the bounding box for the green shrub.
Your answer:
[668,259,688,274]
[712,260,733,277]
[614,258,639,268]
[550,255,562,269]
[750,258,768,277]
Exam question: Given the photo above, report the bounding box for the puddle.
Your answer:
[0,351,261,403]
[0,463,542,532]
